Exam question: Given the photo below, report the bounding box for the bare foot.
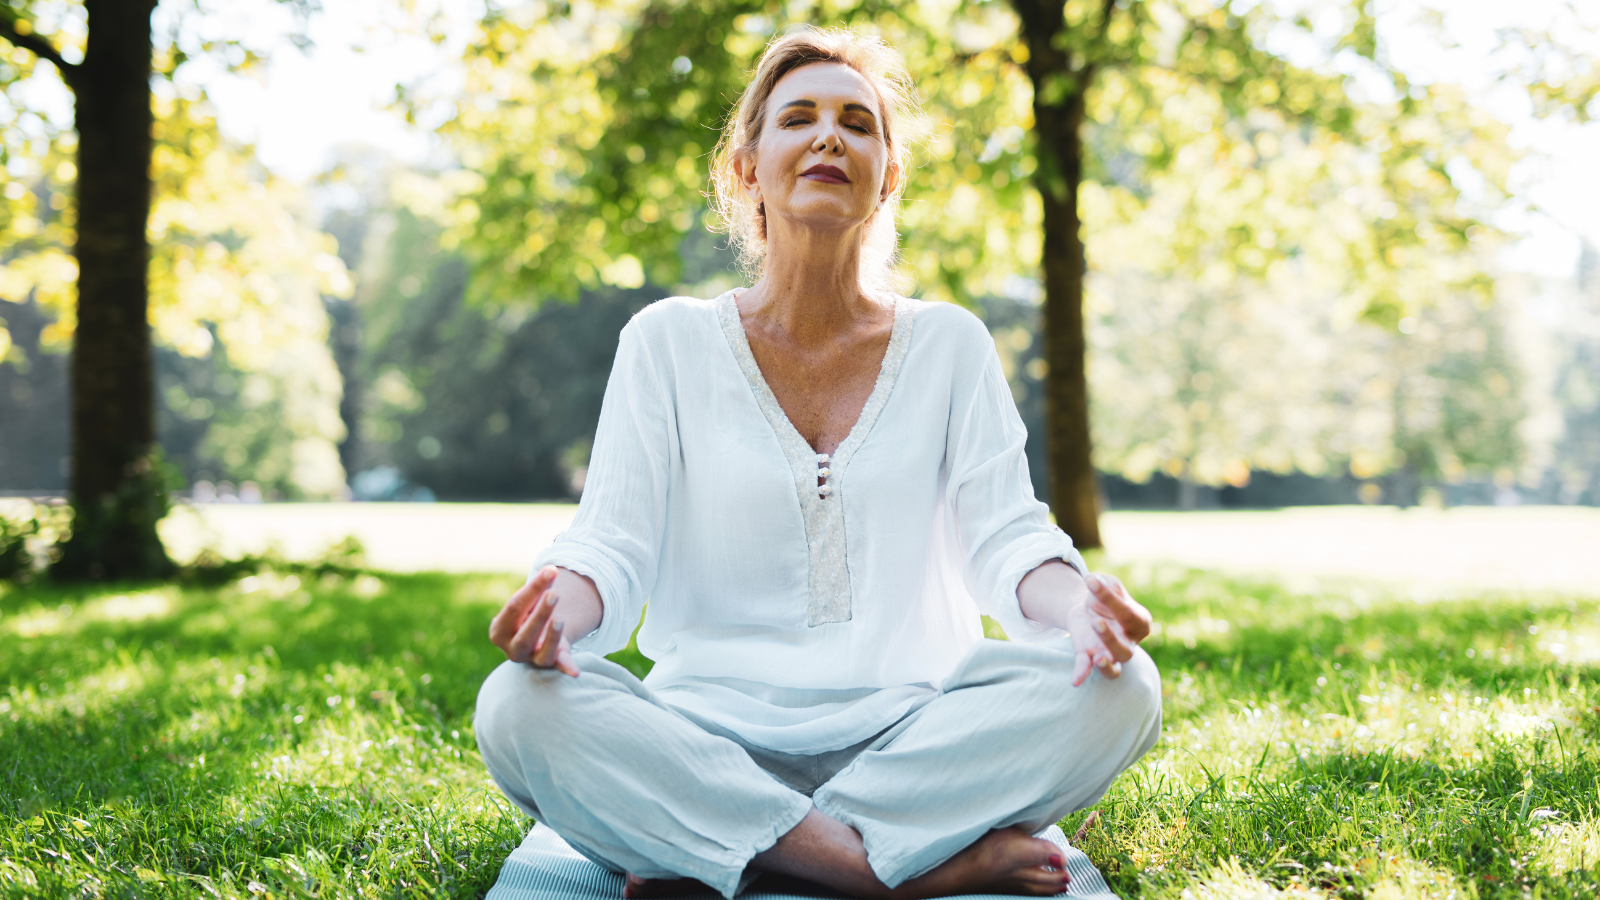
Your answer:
[622,873,710,898]
[891,828,1068,899]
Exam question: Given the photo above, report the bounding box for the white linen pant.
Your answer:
[474,637,1161,899]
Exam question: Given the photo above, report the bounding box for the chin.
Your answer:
[773,200,873,232]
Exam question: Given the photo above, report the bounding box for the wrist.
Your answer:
[1017,559,1090,632]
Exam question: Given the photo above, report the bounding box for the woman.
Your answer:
[475,28,1161,900]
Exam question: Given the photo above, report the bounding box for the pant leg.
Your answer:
[665,701,908,798]
[473,654,814,898]
[810,637,1162,888]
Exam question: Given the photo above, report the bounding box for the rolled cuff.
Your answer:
[985,530,1087,644]
[530,539,637,656]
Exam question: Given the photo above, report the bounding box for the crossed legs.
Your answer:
[474,639,1161,899]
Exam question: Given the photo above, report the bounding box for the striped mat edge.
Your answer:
[486,822,1120,900]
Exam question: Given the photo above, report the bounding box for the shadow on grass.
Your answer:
[4,565,1596,898]
[1,571,530,898]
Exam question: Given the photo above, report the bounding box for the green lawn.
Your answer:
[1,561,1595,899]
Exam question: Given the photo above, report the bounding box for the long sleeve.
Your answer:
[945,320,1086,643]
[532,318,675,655]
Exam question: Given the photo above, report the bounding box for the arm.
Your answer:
[487,318,674,673]
[945,317,1152,682]
[946,325,1087,639]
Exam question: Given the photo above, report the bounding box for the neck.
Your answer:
[740,217,881,345]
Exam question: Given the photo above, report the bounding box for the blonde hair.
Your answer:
[709,27,926,295]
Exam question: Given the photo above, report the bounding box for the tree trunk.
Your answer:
[1177,475,1199,511]
[1012,0,1103,549]
[53,0,171,580]
[326,295,364,485]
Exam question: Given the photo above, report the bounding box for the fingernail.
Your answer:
[1111,661,1123,675]
[1093,619,1108,633]
[548,593,561,607]
[1050,854,1062,868]
[553,620,564,633]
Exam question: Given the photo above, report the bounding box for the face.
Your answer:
[737,62,900,236]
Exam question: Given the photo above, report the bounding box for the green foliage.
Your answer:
[326,189,666,500]
[0,506,37,580]
[430,0,1542,496]
[1,563,1595,897]
[438,0,770,303]
[0,3,352,501]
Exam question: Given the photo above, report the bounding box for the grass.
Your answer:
[0,560,1596,899]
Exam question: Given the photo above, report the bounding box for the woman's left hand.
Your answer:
[1064,573,1153,687]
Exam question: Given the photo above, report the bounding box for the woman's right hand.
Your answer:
[490,565,580,677]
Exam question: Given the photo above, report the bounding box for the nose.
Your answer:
[811,117,844,155]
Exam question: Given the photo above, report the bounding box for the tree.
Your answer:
[2,0,170,578]
[424,0,1580,541]
[1,0,338,575]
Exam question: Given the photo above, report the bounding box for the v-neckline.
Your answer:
[715,289,916,626]
[720,288,921,624]
[716,289,913,465]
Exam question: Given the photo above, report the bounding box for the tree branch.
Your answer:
[0,17,79,89]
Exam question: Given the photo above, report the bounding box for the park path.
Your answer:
[161,503,1599,594]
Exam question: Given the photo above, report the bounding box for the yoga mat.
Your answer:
[486,822,1121,900]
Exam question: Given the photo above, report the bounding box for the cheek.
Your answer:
[754,138,797,192]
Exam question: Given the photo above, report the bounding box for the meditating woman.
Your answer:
[475,28,1161,900]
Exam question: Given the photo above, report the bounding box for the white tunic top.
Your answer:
[533,291,1086,754]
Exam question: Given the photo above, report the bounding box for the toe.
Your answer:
[1029,837,1060,865]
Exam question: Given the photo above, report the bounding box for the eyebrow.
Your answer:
[777,99,878,120]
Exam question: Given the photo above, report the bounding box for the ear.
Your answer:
[733,147,763,205]
[879,158,901,205]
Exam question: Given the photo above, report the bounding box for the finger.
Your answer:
[533,620,566,668]
[1096,649,1124,678]
[1086,571,1113,599]
[555,640,580,678]
[517,567,560,624]
[1071,649,1093,687]
[492,567,557,641]
[532,614,565,666]
[1092,616,1136,663]
[508,593,559,662]
[1090,573,1153,643]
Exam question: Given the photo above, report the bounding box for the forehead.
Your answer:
[767,62,880,113]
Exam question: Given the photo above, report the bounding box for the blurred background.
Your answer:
[1,0,1597,589]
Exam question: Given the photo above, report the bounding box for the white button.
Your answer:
[816,453,830,463]
[818,485,832,497]
[818,467,831,478]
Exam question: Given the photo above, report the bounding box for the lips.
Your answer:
[801,165,850,184]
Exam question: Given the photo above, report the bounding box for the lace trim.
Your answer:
[716,291,916,626]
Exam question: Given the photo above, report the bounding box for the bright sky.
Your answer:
[21,0,1600,278]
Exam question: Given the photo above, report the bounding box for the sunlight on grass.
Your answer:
[1530,820,1600,877]
[1,560,1596,899]
[1060,564,1600,900]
